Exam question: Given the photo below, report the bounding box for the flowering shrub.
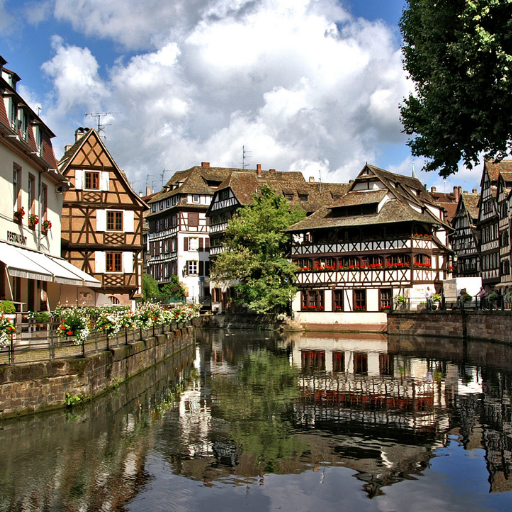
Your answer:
[28,214,39,226]
[96,314,121,336]
[354,305,366,311]
[56,306,92,344]
[0,315,16,346]
[414,262,432,268]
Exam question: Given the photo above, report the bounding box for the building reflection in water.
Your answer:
[1,329,512,510]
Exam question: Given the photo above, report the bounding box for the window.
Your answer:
[354,353,368,374]
[106,253,122,272]
[188,212,199,228]
[28,174,36,215]
[107,211,123,231]
[188,237,199,251]
[219,189,229,201]
[192,194,200,203]
[301,290,324,311]
[332,352,345,372]
[299,194,308,201]
[414,254,431,268]
[333,290,343,311]
[85,171,100,190]
[301,350,325,372]
[380,289,392,311]
[187,260,198,275]
[379,354,393,376]
[41,183,48,220]
[171,237,177,252]
[354,290,366,311]
[297,258,312,270]
[212,288,221,302]
[13,165,21,211]
[19,108,29,141]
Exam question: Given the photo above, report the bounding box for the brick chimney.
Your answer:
[146,186,151,196]
[309,177,315,183]
[257,164,262,176]
[201,162,210,168]
[431,186,437,192]
[75,127,88,142]
[269,168,275,173]
[453,186,460,202]
[472,188,478,193]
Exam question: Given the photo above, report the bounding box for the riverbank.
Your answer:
[0,325,194,420]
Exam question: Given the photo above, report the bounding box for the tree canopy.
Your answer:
[210,185,306,314]
[400,0,512,176]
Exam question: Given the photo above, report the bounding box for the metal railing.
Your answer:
[394,296,512,312]
[0,320,189,366]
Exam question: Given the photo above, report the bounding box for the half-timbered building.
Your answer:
[0,56,100,312]
[498,172,512,290]
[147,163,233,302]
[206,166,349,311]
[58,128,148,307]
[477,160,512,287]
[286,165,452,329]
[449,190,480,277]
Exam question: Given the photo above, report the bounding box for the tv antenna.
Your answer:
[160,169,172,187]
[84,111,121,139]
[318,169,322,193]
[241,145,252,169]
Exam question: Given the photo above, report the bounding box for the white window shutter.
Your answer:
[123,252,134,273]
[123,210,134,232]
[96,210,106,231]
[100,171,110,191]
[75,170,84,190]
[95,251,106,273]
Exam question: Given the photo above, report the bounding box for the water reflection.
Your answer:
[1,330,512,511]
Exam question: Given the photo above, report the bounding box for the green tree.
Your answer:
[210,185,306,313]
[159,275,185,299]
[142,273,160,300]
[400,0,512,177]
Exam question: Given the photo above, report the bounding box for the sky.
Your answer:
[0,0,482,195]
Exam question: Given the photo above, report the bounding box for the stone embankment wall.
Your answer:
[388,311,512,343]
[0,326,194,420]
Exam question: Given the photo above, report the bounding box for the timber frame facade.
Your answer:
[206,166,349,312]
[58,128,148,306]
[449,191,480,277]
[286,165,452,323]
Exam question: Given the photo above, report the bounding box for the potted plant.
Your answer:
[0,315,16,347]
[41,219,52,234]
[395,295,407,309]
[14,206,25,221]
[28,214,39,228]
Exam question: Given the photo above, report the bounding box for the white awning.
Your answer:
[0,242,53,282]
[19,250,83,286]
[0,242,101,288]
[47,256,101,288]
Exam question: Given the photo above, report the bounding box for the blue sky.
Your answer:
[0,0,481,194]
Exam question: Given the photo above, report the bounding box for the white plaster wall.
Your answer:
[294,311,387,326]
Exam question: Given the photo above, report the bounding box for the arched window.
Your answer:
[108,296,120,304]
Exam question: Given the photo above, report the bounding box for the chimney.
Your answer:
[349,180,354,184]
[65,145,72,152]
[309,176,315,183]
[257,164,262,177]
[201,162,210,168]
[75,127,88,142]
[472,188,478,193]
[431,186,436,192]
[269,168,276,173]
[463,190,468,194]
[453,186,460,202]
[146,186,151,196]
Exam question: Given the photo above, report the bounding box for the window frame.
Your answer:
[107,210,123,231]
[106,252,122,273]
[85,171,100,190]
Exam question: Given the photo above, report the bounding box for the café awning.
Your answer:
[47,256,101,288]
[0,242,101,288]
[0,242,53,282]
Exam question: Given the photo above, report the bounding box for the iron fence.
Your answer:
[0,320,188,366]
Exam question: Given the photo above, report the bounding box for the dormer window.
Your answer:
[192,194,200,203]
[299,194,308,201]
[333,204,378,218]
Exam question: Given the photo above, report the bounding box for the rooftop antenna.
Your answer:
[85,111,121,139]
[160,169,172,187]
[241,145,252,169]
[318,169,322,193]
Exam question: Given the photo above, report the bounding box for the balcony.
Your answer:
[291,236,433,256]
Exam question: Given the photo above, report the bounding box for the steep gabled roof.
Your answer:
[331,190,387,208]
[58,127,148,210]
[484,159,512,183]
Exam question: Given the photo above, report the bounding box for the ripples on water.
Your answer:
[1,329,511,511]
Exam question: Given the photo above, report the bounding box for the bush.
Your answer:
[0,300,16,314]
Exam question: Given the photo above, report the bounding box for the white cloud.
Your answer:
[23,0,53,25]
[35,0,464,192]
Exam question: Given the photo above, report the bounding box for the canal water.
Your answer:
[1,329,512,512]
